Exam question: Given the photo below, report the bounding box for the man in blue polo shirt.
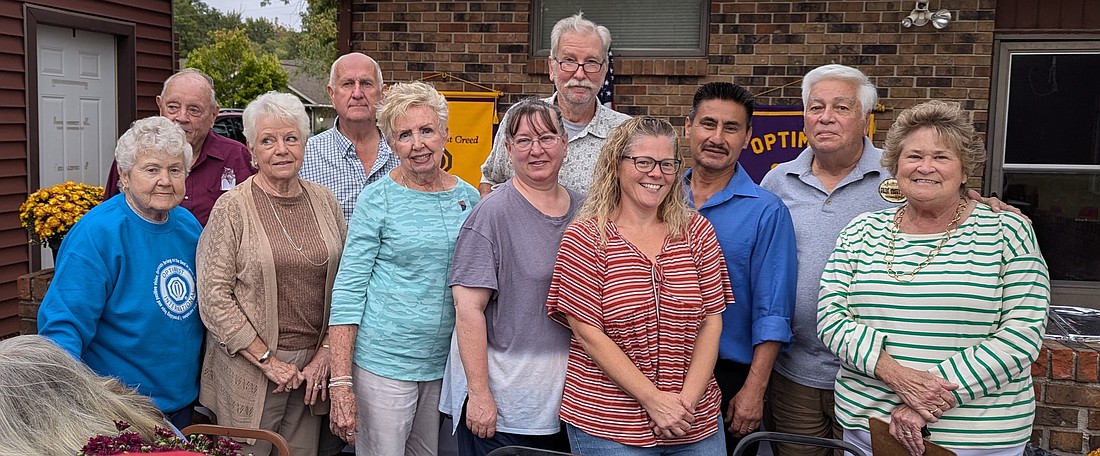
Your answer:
[683,82,797,455]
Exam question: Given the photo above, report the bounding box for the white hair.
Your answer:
[802,64,879,116]
[550,12,612,57]
[242,91,311,156]
[115,116,194,173]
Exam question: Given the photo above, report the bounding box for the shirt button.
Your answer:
[825,200,831,205]
[184,195,190,200]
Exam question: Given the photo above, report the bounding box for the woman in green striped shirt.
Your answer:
[818,100,1049,456]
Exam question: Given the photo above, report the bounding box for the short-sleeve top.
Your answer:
[546,213,732,447]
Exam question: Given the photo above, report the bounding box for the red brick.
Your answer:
[1050,430,1083,453]
[1090,411,1100,430]
[1051,343,1077,380]
[1034,381,1043,400]
[1034,405,1079,427]
[1078,348,1099,383]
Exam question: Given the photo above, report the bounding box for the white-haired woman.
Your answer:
[37,116,203,429]
[0,335,167,455]
[328,81,479,456]
[197,91,346,456]
[546,116,731,455]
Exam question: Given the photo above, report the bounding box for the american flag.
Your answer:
[598,47,615,109]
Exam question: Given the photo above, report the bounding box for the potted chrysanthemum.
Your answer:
[19,181,104,258]
[80,421,242,456]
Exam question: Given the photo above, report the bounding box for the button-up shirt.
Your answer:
[300,120,399,221]
[480,94,630,195]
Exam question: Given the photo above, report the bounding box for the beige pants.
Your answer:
[353,366,441,456]
[241,347,322,456]
[765,371,841,456]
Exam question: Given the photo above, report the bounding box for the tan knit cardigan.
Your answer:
[196,176,346,429]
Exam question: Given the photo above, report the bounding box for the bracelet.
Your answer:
[329,381,353,389]
[257,349,272,364]
[330,375,352,382]
[321,343,331,349]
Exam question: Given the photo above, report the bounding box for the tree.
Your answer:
[264,0,336,81]
[187,29,289,108]
[173,0,242,58]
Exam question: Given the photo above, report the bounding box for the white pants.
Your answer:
[844,428,1025,456]
[354,366,442,456]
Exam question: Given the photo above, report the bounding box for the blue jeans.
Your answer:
[565,420,725,456]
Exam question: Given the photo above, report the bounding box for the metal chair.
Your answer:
[181,424,293,456]
[732,431,867,456]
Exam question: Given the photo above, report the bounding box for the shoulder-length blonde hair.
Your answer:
[577,116,691,245]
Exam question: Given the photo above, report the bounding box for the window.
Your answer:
[531,0,707,57]
[988,40,1100,305]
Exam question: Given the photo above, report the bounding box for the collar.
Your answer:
[684,163,759,209]
[328,117,391,160]
[546,93,620,140]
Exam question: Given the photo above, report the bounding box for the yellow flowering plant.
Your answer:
[19,181,104,251]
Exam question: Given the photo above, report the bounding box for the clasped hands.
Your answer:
[642,391,696,439]
[881,364,959,456]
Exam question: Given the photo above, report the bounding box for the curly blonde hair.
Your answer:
[577,116,691,245]
[881,100,987,194]
[377,81,449,147]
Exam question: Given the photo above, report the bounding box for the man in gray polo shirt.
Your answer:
[761,64,1019,456]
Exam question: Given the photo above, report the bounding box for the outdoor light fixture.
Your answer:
[901,1,952,29]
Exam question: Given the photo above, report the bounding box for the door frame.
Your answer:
[24,5,137,270]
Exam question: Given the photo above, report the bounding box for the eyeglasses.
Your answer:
[622,156,681,175]
[553,58,605,74]
[511,134,562,151]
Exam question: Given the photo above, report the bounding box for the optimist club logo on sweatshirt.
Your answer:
[154,258,196,321]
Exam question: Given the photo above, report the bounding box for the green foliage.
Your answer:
[173,0,241,58]
[293,0,337,83]
[186,29,289,108]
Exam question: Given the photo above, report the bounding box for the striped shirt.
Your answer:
[818,204,1050,449]
[546,214,732,447]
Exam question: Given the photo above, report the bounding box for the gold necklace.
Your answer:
[256,181,328,267]
[884,198,967,282]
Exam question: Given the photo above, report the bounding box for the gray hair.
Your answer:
[242,91,311,160]
[164,68,218,108]
[328,52,384,89]
[550,13,612,57]
[802,64,878,117]
[0,335,164,456]
[377,81,449,147]
[115,116,194,173]
[501,98,565,143]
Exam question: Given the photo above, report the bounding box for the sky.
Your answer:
[201,0,305,30]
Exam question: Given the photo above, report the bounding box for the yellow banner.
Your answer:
[440,91,499,187]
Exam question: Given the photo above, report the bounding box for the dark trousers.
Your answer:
[714,359,760,456]
[455,398,570,456]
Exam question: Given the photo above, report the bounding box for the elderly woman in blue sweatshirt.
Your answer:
[37,116,203,429]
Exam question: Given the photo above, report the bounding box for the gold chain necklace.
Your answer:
[884,198,967,282]
[256,181,328,267]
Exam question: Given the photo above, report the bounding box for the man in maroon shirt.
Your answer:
[104,69,254,226]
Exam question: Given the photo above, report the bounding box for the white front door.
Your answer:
[36,25,117,268]
[37,24,116,189]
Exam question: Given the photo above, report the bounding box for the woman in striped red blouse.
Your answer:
[546,116,732,455]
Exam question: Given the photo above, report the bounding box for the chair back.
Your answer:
[486,446,576,456]
[180,424,292,456]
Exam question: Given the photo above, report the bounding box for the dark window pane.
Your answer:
[536,0,703,54]
[1005,53,1100,165]
[1002,172,1100,282]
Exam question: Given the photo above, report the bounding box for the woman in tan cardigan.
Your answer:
[197,91,346,456]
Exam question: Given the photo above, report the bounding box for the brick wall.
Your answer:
[1034,340,1100,455]
[347,0,995,164]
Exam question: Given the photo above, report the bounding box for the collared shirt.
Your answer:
[300,119,399,221]
[546,215,731,447]
[104,131,254,226]
[480,93,630,195]
[686,164,797,365]
[760,137,896,389]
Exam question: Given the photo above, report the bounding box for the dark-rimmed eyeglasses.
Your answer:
[622,155,681,175]
[511,134,562,151]
[553,58,605,74]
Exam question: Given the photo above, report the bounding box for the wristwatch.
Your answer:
[258,349,272,364]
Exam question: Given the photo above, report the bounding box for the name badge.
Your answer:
[221,167,236,190]
[879,178,906,203]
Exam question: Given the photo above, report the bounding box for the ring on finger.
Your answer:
[902,430,912,437]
